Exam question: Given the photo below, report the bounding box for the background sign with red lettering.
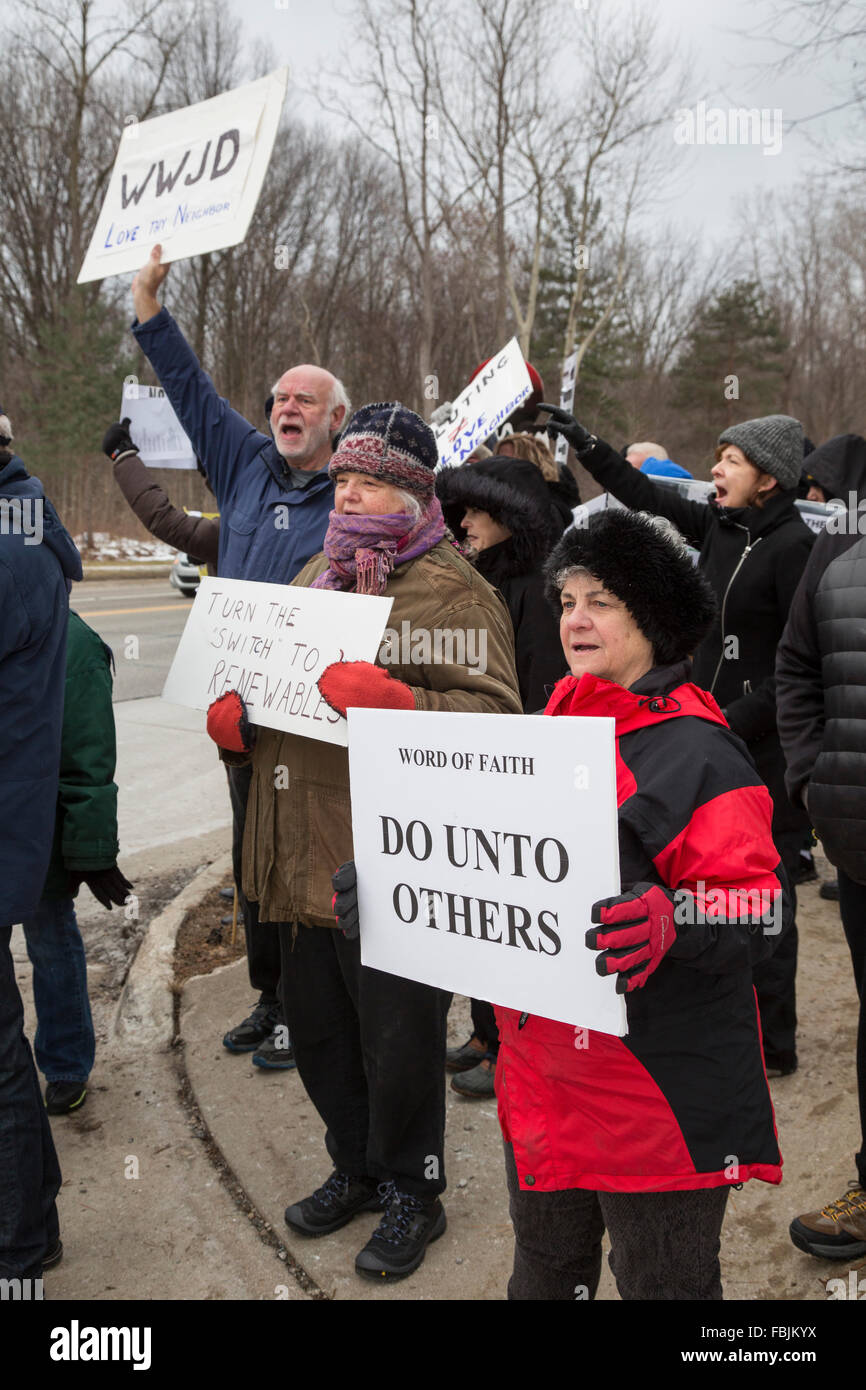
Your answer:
[433,339,532,469]
[162,576,393,747]
[78,68,288,284]
[348,709,624,1033]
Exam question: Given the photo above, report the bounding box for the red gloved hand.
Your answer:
[317,660,415,718]
[207,690,255,753]
[586,882,677,994]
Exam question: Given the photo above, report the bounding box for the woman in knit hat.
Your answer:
[541,405,813,1079]
[436,454,568,1099]
[496,508,787,1300]
[207,402,522,1283]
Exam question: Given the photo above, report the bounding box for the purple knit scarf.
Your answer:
[311,498,446,594]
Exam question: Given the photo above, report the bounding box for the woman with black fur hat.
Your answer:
[436,456,567,712]
[436,455,568,1098]
[495,508,788,1300]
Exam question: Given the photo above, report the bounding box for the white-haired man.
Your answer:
[121,246,350,1066]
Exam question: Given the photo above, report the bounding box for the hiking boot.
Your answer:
[450,1057,496,1098]
[219,885,235,900]
[45,1082,87,1115]
[820,879,841,901]
[284,1171,383,1237]
[790,1183,866,1260]
[764,1055,798,1079]
[446,1035,486,1072]
[222,999,280,1053]
[252,1027,296,1070]
[791,852,818,885]
[355,1183,446,1280]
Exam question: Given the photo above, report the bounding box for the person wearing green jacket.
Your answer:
[21,611,132,1116]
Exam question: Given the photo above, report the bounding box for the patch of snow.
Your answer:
[75,532,176,562]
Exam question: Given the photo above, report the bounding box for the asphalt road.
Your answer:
[73,575,194,701]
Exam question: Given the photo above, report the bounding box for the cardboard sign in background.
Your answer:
[78,68,288,283]
[434,339,532,469]
[121,384,196,469]
[162,577,393,747]
[348,708,625,1034]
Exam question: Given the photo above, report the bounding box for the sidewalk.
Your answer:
[17,850,861,1301]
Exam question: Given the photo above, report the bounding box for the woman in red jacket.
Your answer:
[495,508,788,1300]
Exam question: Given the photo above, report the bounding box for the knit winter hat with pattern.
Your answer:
[329,402,439,500]
[717,414,804,491]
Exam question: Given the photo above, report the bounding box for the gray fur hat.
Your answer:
[717,414,803,491]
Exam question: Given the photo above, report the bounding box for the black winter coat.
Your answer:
[776,435,866,882]
[575,438,815,858]
[436,456,567,711]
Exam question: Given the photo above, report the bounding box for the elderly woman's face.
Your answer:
[334,471,408,516]
[559,571,654,689]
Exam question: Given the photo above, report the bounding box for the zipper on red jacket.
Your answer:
[518,1012,529,1029]
[709,531,764,695]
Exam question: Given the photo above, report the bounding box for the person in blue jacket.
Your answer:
[0,409,82,1280]
[129,246,351,1068]
[625,441,693,480]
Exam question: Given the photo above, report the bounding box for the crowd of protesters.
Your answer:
[2,240,866,1298]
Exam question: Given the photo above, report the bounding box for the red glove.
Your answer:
[207,690,255,753]
[317,660,415,717]
[586,882,677,993]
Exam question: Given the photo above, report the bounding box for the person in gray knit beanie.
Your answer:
[715,414,804,502]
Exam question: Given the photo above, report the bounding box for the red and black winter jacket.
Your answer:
[495,662,786,1194]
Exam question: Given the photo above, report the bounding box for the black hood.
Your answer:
[435,455,559,577]
[802,434,866,501]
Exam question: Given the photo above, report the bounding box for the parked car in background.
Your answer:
[169,553,201,597]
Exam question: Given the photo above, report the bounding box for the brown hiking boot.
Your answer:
[445,1035,486,1072]
[790,1183,866,1260]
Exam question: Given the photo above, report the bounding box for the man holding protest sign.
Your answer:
[130,245,350,1069]
[207,402,522,1281]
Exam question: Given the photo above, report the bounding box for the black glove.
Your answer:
[102,417,138,463]
[68,866,134,910]
[331,861,359,940]
[538,403,595,457]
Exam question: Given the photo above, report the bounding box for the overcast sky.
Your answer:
[228,0,850,248]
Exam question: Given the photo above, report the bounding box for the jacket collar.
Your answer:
[709,486,800,539]
[545,661,727,735]
[261,438,334,497]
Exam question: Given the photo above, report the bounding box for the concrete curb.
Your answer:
[113,850,233,1052]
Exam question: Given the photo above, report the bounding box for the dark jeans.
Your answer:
[470,998,500,1058]
[837,870,866,1187]
[504,1142,729,1300]
[20,896,94,1083]
[0,922,62,1278]
[753,864,798,1068]
[278,923,451,1197]
[226,762,281,1006]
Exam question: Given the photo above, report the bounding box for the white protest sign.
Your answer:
[554,349,578,468]
[78,68,288,283]
[120,383,196,469]
[162,577,393,747]
[348,709,625,1034]
[434,340,532,469]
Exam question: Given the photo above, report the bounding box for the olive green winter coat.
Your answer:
[41,611,119,899]
[242,538,522,927]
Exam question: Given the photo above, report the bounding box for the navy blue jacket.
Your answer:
[0,454,82,923]
[131,309,334,582]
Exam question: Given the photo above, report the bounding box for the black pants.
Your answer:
[0,922,62,1278]
[278,923,451,1197]
[226,762,281,1004]
[753,862,798,1068]
[837,870,866,1188]
[470,998,500,1057]
[504,1142,729,1300]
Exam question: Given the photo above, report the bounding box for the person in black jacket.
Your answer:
[543,405,814,1076]
[436,455,567,1098]
[776,432,866,1261]
[496,431,580,530]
